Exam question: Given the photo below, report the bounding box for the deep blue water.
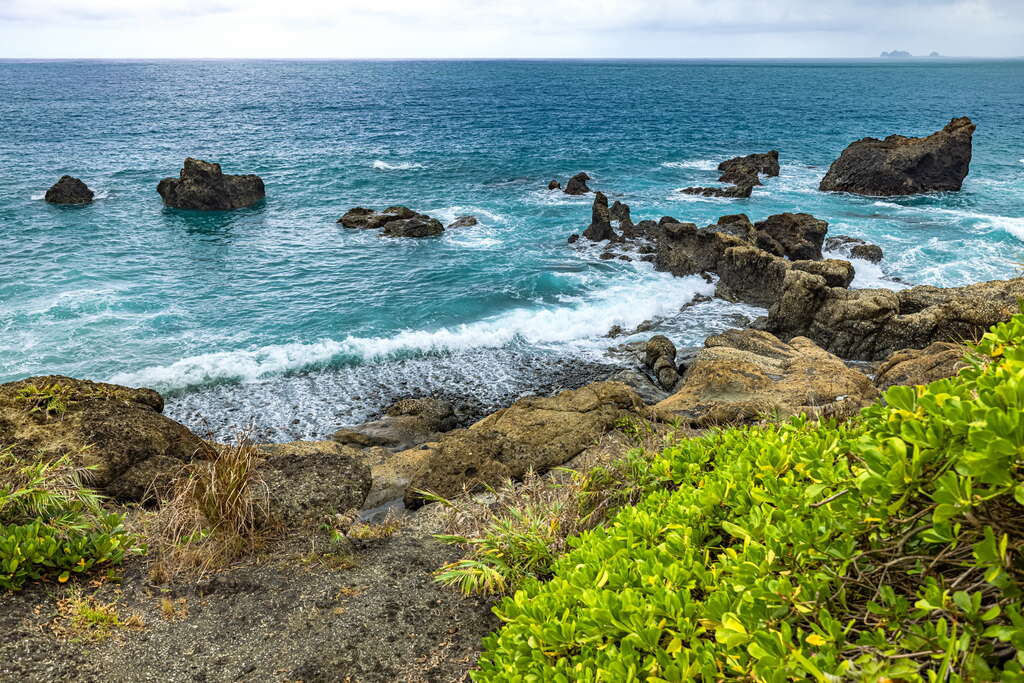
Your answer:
[2,59,1023,440]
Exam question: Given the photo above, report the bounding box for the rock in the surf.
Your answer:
[563,172,592,195]
[44,176,94,204]
[819,117,975,195]
[548,179,561,190]
[582,191,617,241]
[825,235,884,263]
[157,157,265,210]
[679,182,754,198]
[643,335,681,390]
[753,212,828,261]
[381,216,445,238]
[717,151,780,186]
[447,215,478,229]
[339,206,444,237]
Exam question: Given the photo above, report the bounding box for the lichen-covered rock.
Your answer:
[819,117,975,195]
[332,397,456,452]
[717,151,780,186]
[157,158,265,210]
[643,335,680,390]
[791,259,855,288]
[653,329,877,425]
[563,172,592,195]
[0,375,210,501]
[874,342,968,391]
[44,176,94,205]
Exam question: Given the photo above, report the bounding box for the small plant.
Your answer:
[15,382,76,418]
[52,589,143,642]
[346,511,402,542]
[158,596,188,621]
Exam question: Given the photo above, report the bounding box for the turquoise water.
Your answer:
[2,59,1023,440]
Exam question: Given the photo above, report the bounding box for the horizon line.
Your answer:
[1,55,1022,61]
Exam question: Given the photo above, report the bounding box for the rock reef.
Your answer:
[157,158,265,210]
[338,206,444,237]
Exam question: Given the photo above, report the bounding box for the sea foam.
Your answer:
[371,160,425,171]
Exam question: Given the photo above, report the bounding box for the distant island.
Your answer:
[880,50,943,57]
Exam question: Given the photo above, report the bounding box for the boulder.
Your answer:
[332,397,457,452]
[753,212,828,261]
[447,215,478,229]
[157,157,265,210]
[607,369,670,405]
[764,271,1024,360]
[567,234,580,244]
[44,176,94,205]
[679,183,754,198]
[583,192,618,242]
[0,375,211,501]
[256,441,371,528]
[402,381,647,506]
[337,206,417,229]
[643,335,680,390]
[825,235,884,263]
[381,216,444,238]
[563,172,592,195]
[819,117,975,195]
[653,329,877,426]
[791,259,855,288]
[610,200,631,223]
[548,179,561,190]
[874,342,968,391]
[717,151,780,186]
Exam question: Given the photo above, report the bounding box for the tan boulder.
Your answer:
[653,330,877,426]
[874,342,968,391]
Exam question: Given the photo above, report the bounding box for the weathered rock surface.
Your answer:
[333,398,457,452]
[653,329,877,425]
[874,342,968,391]
[157,158,265,210]
[256,441,371,528]
[583,191,618,241]
[753,212,828,261]
[402,381,647,506]
[339,206,444,237]
[819,117,975,195]
[610,200,631,223]
[0,375,210,501]
[381,216,444,238]
[44,176,94,205]
[791,259,855,288]
[764,271,1024,360]
[643,335,681,390]
[447,215,478,229]
[825,235,884,263]
[564,172,592,195]
[679,182,753,198]
[718,150,780,186]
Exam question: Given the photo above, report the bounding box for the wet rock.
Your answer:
[584,193,618,242]
[753,212,828,260]
[598,251,616,260]
[402,382,647,506]
[563,172,592,195]
[874,342,968,391]
[44,176,94,205]
[447,215,478,229]
[381,216,445,238]
[157,157,265,210]
[0,375,211,501]
[548,179,561,190]
[332,397,457,452]
[679,183,754,198]
[610,200,631,223]
[644,335,680,390]
[819,117,975,195]
[338,206,415,229]
[567,233,580,244]
[653,329,877,426]
[717,150,780,186]
[825,235,884,263]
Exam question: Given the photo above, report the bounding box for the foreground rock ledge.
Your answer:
[819,117,975,196]
[157,157,266,210]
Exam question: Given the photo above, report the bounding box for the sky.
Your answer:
[1,0,1021,59]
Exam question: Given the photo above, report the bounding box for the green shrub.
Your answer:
[0,450,131,590]
[475,314,1024,681]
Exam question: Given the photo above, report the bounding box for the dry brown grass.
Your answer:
[146,435,271,583]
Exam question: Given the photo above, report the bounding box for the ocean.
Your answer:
[1,58,1022,442]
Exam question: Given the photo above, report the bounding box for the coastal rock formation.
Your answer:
[718,151,780,186]
[333,397,457,452]
[753,212,828,261]
[643,335,681,390]
[791,259,855,288]
[679,183,753,198]
[548,179,561,190]
[402,381,647,506]
[157,157,265,210]
[819,117,975,195]
[764,271,1024,360]
[256,441,371,528]
[339,206,444,237]
[447,215,478,228]
[653,329,877,426]
[583,191,618,241]
[564,172,592,195]
[0,375,210,501]
[874,342,968,391]
[44,176,94,204]
[825,235,884,263]
[610,200,631,223]
[381,216,444,238]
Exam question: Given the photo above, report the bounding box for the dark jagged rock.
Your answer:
[157,157,265,210]
[643,335,680,390]
[44,176,94,205]
[819,117,975,196]
[791,259,855,288]
[764,271,1024,360]
[563,172,592,195]
[591,191,611,224]
[825,235,884,263]
[583,192,618,241]
[339,206,444,237]
[610,200,631,223]
[717,151,780,186]
[447,215,478,229]
[567,233,580,244]
[753,212,828,261]
[680,183,754,198]
[548,179,561,190]
[381,216,445,238]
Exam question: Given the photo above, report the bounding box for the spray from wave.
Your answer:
[371,160,425,171]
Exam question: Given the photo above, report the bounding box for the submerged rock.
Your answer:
[819,117,975,195]
[0,375,211,501]
[653,329,877,426]
[157,157,265,210]
[825,235,884,263]
[563,172,592,195]
[44,176,94,204]
[717,150,780,186]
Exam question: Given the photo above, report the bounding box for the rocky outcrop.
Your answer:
[791,259,855,288]
[583,192,617,242]
[548,179,561,190]
[256,441,371,528]
[610,200,631,223]
[44,176,94,205]
[653,329,877,426]
[718,151,780,186]
[333,398,457,452]
[753,212,828,261]
[402,382,647,506]
[874,342,968,391]
[819,117,975,196]
[679,183,753,198]
[643,335,680,390]
[338,206,444,237]
[764,271,1024,360]
[0,375,210,501]
[825,235,884,263]
[564,172,592,195]
[447,215,478,228]
[157,158,265,210]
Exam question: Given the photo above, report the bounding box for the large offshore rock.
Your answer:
[157,157,265,210]
[563,172,592,195]
[819,117,974,195]
[44,176,94,204]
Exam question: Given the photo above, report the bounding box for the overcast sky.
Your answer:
[1,0,1021,59]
